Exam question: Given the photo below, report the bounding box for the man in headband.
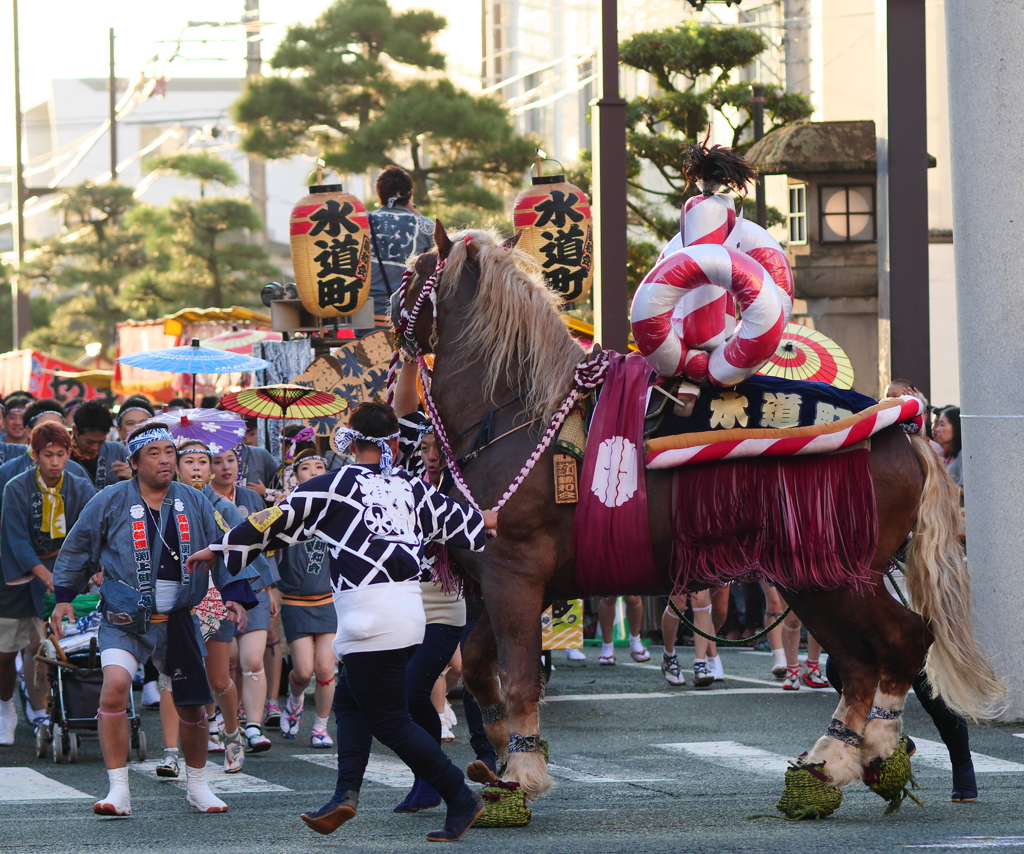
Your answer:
[2,394,32,446]
[187,402,497,842]
[0,401,29,468]
[112,396,155,479]
[0,423,96,744]
[0,402,90,506]
[51,422,258,817]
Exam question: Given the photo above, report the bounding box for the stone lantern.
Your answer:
[745,120,934,398]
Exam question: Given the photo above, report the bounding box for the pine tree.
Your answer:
[232,0,537,214]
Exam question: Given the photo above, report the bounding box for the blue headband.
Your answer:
[333,427,399,476]
[127,428,175,456]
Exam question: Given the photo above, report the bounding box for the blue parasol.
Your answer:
[118,338,271,405]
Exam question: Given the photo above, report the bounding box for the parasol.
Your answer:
[160,408,247,454]
[204,327,282,354]
[219,384,350,421]
[757,322,855,389]
[117,338,271,405]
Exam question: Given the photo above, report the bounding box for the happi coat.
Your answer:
[210,463,487,655]
[0,468,96,618]
[52,479,257,629]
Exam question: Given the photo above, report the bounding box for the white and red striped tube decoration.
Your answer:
[631,244,785,386]
[632,192,793,384]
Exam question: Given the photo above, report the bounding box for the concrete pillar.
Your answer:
[945,1,1024,718]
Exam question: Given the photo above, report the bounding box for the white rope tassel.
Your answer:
[242,668,264,683]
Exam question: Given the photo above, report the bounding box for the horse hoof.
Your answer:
[777,762,843,820]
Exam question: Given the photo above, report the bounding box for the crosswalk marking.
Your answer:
[546,687,819,701]
[0,768,93,801]
[297,753,414,788]
[904,838,1024,850]
[129,760,291,793]
[547,762,670,783]
[910,738,1024,773]
[654,741,791,776]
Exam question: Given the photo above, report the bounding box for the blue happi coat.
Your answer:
[203,485,278,591]
[53,479,257,629]
[74,440,129,489]
[0,468,96,618]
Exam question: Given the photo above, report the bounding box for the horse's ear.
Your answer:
[434,219,453,259]
[502,230,524,251]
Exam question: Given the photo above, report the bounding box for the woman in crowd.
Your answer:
[276,449,336,749]
[933,406,963,489]
[209,445,279,753]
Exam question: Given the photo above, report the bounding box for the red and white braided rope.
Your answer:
[386,263,444,405]
[419,349,609,513]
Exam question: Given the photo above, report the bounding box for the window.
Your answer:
[788,183,807,244]
[819,185,876,243]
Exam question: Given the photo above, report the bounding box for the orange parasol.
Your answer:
[219,384,350,420]
[757,322,855,389]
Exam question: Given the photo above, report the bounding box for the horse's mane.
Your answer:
[435,229,583,423]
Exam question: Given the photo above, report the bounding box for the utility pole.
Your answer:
[245,0,269,249]
[751,84,766,228]
[591,0,629,352]
[10,0,31,348]
[109,28,117,180]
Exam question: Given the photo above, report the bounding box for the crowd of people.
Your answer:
[0,162,979,840]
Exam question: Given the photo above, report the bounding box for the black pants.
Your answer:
[824,657,971,764]
[406,623,463,744]
[332,647,464,801]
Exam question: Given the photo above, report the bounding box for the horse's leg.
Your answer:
[484,570,552,799]
[460,609,509,767]
[786,585,930,787]
[789,590,881,789]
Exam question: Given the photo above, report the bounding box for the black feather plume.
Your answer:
[681,141,759,196]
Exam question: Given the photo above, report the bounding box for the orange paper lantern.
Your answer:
[513,175,594,303]
[289,184,372,317]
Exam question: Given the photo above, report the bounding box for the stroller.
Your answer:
[35,624,147,764]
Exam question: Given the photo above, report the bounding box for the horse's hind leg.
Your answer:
[460,609,509,768]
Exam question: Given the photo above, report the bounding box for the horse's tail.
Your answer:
[904,431,1006,721]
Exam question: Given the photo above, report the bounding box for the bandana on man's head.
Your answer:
[127,428,175,456]
[117,406,153,427]
[333,427,400,476]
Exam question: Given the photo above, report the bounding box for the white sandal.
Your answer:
[598,652,616,665]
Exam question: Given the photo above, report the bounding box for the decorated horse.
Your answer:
[390,212,1003,818]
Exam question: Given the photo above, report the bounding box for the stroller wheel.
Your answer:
[136,730,147,762]
[35,724,48,759]
[68,733,79,763]
[52,725,64,764]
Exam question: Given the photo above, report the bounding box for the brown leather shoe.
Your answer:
[300,791,358,835]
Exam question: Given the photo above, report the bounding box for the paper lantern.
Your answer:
[289,184,372,318]
[513,175,594,303]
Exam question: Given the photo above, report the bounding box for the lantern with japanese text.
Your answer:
[512,175,594,304]
[289,184,372,318]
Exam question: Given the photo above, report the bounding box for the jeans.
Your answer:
[332,646,464,802]
[406,623,463,744]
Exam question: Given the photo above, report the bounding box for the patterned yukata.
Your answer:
[203,484,278,637]
[367,207,434,324]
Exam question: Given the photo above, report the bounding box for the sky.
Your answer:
[0,0,479,167]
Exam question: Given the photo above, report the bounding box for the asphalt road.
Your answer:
[3,646,1023,854]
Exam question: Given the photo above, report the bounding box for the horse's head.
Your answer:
[396,219,521,359]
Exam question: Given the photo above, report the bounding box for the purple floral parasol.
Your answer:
[160,408,248,455]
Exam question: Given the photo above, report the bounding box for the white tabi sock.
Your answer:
[312,715,329,732]
[185,764,228,813]
[95,767,132,816]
